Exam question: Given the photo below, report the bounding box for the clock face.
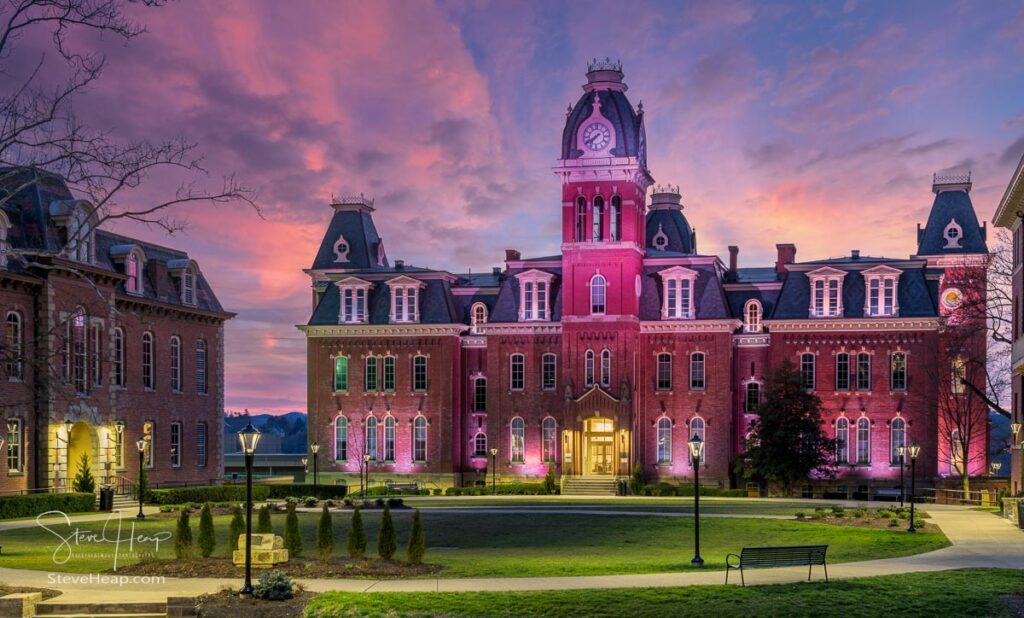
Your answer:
[941,287,963,310]
[582,123,610,151]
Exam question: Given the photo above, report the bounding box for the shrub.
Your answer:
[257,505,273,534]
[854,508,869,519]
[263,484,347,500]
[317,504,334,562]
[343,498,354,507]
[913,519,925,528]
[375,498,385,508]
[432,488,442,496]
[228,505,245,557]
[174,510,193,560]
[795,512,805,519]
[811,511,825,520]
[303,496,318,508]
[348,507,366,559]
[407,509,425,565]
[543,465,557,495]
[0,493,95,519]
[831,505,845,516]
[378,505,397,560]
[889,518,900,527]
[284,502,303,557]
[386,497,404,508]
[252,570,294,601]
[198,503,216,558]
[72,452,96,494]
[148,485,271,506]
[445,487,462,496]
[630,462,644,495]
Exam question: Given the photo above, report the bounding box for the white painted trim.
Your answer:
[763,318,940,332]
[298,324,466,337]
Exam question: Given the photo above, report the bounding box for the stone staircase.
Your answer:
[34,600,167,617]
[111,493,138,512]
[561,476,620,496]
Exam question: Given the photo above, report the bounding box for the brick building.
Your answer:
[1,169,230,495]
[302,61,990,493]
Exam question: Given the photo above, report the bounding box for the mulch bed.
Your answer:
[0,586,62,600]
[109,556,443,579]
[1000,594,1024,617]
[196,590,317,618]
[152,506,238,518]
[797,516,940,532]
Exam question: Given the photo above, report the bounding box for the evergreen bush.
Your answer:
[72,453,95,494]
[252,570,293,601]
[377,504,397,560]
[543,465,557,495]
[174,510,193,560]
[406,509,425,565]
[317,504,334,562]
[228,505,245,556]
[257,505,273,533]
[284,501,303,557]
[348,507,367,559]
[198,503,216,558]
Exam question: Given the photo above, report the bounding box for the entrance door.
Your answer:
[583,417,615,475]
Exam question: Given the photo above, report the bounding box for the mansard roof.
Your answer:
[310,204,388,271]
[733,267,779,283]
[725,288,780,322]
[488,263,564,323]
[916,186,988,256]
[645,208,695,254]
[639,262,730,320]
[562,89,642,161]
[308,273,460,326]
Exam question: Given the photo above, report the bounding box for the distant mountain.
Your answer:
[224,411,307,454]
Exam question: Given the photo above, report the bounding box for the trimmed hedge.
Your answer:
[445,483,556,496]
[148,485,270,505]
[639,484,746,497]
[0,492,96,519]
[264,484,348,500]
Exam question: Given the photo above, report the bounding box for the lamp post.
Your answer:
[991,461,1002,477]
[896,445,906,508]
[237,422,262,596]
[135,439,147,519]
[310,442,320,488]
[1013,422,1022,494]
[687,434,705,567]
[907,442,920,533]
[363,453,371,496]
[490,448,498,496]
[301,457,308,483]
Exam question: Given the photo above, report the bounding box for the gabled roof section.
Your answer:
[916,175,988,256]
[861,264,903,276]
[806,266,847,277]
[310,196,388,271]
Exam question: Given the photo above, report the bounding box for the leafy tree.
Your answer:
[406,509,425,565]
[72,452,95,494]
[198,503,216,558]
[257,505,273,534]
[284,501,303,557]
[543,465,557,495]
[629,462,644,495]
[348,507,367,559]
[135,466,149,504]
[228,505,245,557]
[174,510,193,560]
[742,360,835,496]
[316,504,334,562]
[377,505,397,560]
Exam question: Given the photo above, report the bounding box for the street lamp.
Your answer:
[490,447,498,496]
[896,444,906,508]
[310,442,320,488]
[237,422,262,596]
[687,434,705,567]
[135,439,147,519]
[363,453,371,496]
[301,457,308,482]
[907,442,920,533]
[991,461,1002,477]
[1013,423,1022,493]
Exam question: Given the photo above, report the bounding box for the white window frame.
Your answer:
[800,352,815,390]
[182,266,197,306]
[510,417,525,463]
[542,417,557,463]
[656,353,672,391]
[744,299,762,333]
[744,382,760,413]
[807,266,845,318]
[510,353,525,391]
[890,417,906,465]
[856,417,870,465]
[366,416,379,461]
[113,328,125,388]
[333,355,349,392]
[142,331,155,391]
[600,349,611,387]
[473,432,487,457]
[170,421,182,468]
[856,352,871,391]
[195,339,207,395]
[863,265,901,317]
[90,322,101,388]
[836,417,849,464]
[541,353,557,391]
[590,274,607,315]
[657,417,672,464]
[689,352,706,390]
[6,418,22,473]
[170,336,182,393]
[835,352,850,391]
[387,276,425,324]
[382,355,396,392]
[125,248,145,295]
[336,277,372,324]
[516,269,555,322]
[383,416,396,462]
[472,377,487,412]
[890,351,907,391]
[335,415,348,462]
[413,416,427,463]
[659,266,698,320]
[470,302,488,333]
[5,311,23,380]
[585,349,595,387]
[412,355,428,392]
[196,422,207,467]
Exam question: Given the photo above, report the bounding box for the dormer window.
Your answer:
[659,266,698,320]
[336,277,373,324]
[943,218,963,249]
[515,269,555,322]
[807,267,845,318]
[470,303,488,333]
[863,265,901,317]
[652,224,669,250]
[182,267,196,306]
[386,275,425,323]
[744,299,762,333]
[0,210,10,268]
[125,248,146,295]
[333,234,350,262]
[67,205,93,263]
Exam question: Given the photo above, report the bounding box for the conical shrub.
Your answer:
[377,504,396,560]
[348,507,366,559]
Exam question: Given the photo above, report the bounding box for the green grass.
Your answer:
[303,568,1022,617]
[0,506,948,577]
[402,497,815,516]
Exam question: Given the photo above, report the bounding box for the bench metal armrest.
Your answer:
[725,553,742,569]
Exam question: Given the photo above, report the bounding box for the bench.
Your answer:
[725,544,828,586]
[874,488,902,501]
[386,482,419,494]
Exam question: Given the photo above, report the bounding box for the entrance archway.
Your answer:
[583,417,615,475]
[66,421,97,492]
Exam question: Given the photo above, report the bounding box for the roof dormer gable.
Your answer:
[385,274,427,289]
[861,264,902,277]
[806,266,847,278]
[514,268,556,283]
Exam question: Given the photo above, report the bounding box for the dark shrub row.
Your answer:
[445,483,556,496]
[639,484,746,497]
[263,484,348,500]
[0,492,96,519]
[147,485,271,505]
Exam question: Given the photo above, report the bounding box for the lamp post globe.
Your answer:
[311,442,320,488]
[906,442,920,533]
[135,439,147,519]
[237,422,261,595]
[490,448,498,496]
[687,434,705,567]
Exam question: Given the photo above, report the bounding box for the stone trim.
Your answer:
[299,324,466,338]
[764,318,940,332]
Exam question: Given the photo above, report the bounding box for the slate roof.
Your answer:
[310,207,388,271]
[1,167,76,254]
[562,89,642,160]
[489,266,563,323]
[771,264,936,319]
[309,275,460,326]
[639,263,730,321]
[916,189,988,256]
[733,267,778,283]
[646,208,695,254]
[725,288,780,321]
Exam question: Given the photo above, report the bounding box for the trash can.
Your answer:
[1017,502,1024,530]
[99,487,113,511]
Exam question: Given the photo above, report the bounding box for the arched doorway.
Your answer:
[583,417,615,475]
[66,421,97,493]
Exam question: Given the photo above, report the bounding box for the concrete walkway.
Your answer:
[0,503,1018,605]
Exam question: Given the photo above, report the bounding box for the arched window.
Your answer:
[656,353,672,390]
[745,382,760,413]
[473,432,487,457]
[542,417,557,463]
[413,416,427,463]
[890,417,905,465]
[951,357,966,394]
[856,352,871,391]
[66,307,87,394]
[689,417,706,464]
[836,417,849,464]
[366,416,378,461]
[800,353,815,390]
[835,353,850,391]
[950,429,963,474]
[5,312,22,380]
[112,328,125,388]
[126,251,142,294]
[657,417,672,464]
[690,352,705,390]
[510,353,525,391]
[473,377,487,412]
[182,266,196,305]
[856,417,870,464]
[335,416,348,462]
[575,197,586,241]
[412,355,428,392]
[600,349,611,387]
[333,356,348,392]
[590,274,606,314]
[510,417,525,463]
[141,331,154,390]
[610,195,621,241]
[195,339,207,394]
[744,300,762,333]
[584,349,595,387]
[170,336,182,392]
[90,323,101,387]
[383,416,396,462]
[68,206,92,263]
[592,195,604,241]
[471,303,488,332]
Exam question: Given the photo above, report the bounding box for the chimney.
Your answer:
[492,266,502,277]
[394,259,404,270]
[851,249,860,260]
[505,249,521,262]
[775,243,796,274]
[728,246,738,274]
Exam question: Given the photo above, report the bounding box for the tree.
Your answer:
[174,510,193,560]
[256,505,273,534]
[71,452,95,493]
[406,509,425,565]
[629,462,644,495]
[543,465,557,495]
[741,360,835,495]
[348,507,366,559]
[283,501,303,557]
[316,504,334,562]
[135,465,148,503]
[377,505,396,560]
[197,503,215,558]
[228,505,245,557]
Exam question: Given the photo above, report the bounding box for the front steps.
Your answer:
[561,476,620,496]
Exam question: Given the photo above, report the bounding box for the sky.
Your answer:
[16,0,1024,414]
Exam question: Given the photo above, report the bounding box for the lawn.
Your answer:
[402,497,816,516]
[0,506,948,577]
[303,568,1024,617]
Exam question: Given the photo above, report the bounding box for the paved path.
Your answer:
[0,503,1017,605]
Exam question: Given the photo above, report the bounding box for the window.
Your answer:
[890,352,907,391]
[510,417,525,463]
[836,418,849,464]
[510,353,525,391]
[745,382,760,413]
[170,336,182,393]
[126,251,142,294]
[950,429,963,474]
[67,206,92,263]
[170,422,181,467]
[800,353,815,390]
[142,332,154,390]
[382,355,396,392]
[413,356,428,392]
[809,269,844,317]
[341,286,368,323]
[334,356,349,392]
[542,418,556,462]
[856,352,871,391]
[471,303,488,332]
[390,284,420,323]
[575,196,586,242]
[865,270,899,317]
[600,349,611,387]
[835,353,850,391]
[744,300,762,333]
[517,271,553,321]
[6,418,22,472]
[610,196,621,241]
[473,377,487,412]
[690,352,705,390]
[5,312,22,380]
[541,353,557,391]
[182,267,196,305]
[413,416,427,462]
[335,416,348,461]
[657,417,672,464]
[951,357,966,394]
[90,324,101,387]
[383,416,396,461]
[585,349,595,387]
[656,353,672,390]
[590,274,606,314]
[143,421,154,468]
[689,417,705,464]
[69,309,87,394]
[0,212,9,268]
[196,422,207,467]
[592,195,604,241]
[366,417,378,461]
[661,267,697,319]
[365,356,378,391]
[890,418,906,465]
[113,328,125,388]
[856,417,870,464]
[195,339,207,394]
[473,432,487,457]
[111,425,124,468]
